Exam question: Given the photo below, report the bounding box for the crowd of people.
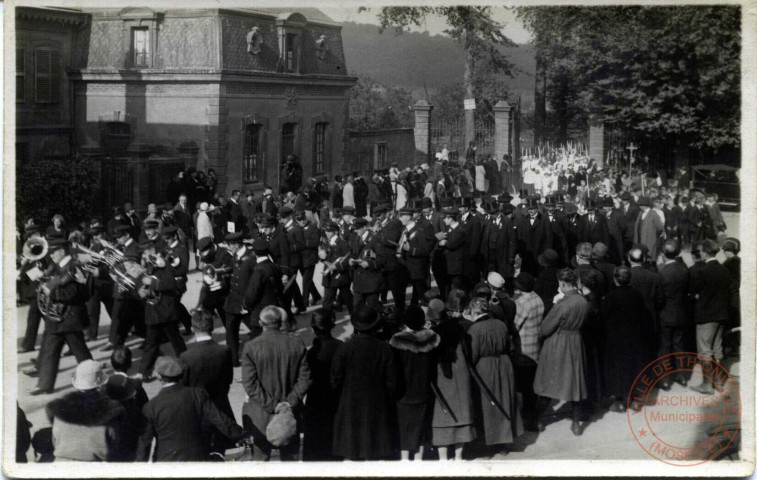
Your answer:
[16,147,741,462]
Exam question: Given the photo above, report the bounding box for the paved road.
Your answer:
[14,212,742,462]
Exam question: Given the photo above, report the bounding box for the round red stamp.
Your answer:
[627,352,741,466]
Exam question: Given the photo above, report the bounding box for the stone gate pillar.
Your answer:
[494,101,512,166]
[589,110,606,167]
[412,100,433,165]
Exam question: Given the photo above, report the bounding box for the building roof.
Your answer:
[241,8,335,24]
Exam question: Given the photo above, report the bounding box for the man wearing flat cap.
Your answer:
[163,225,192,335]
[137,356,249,461]
[83,221,114,341]
[29,238,93,395]
[375,203,407,310]
[222,232,257,366]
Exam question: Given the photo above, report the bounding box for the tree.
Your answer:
[348,74,415,131]
[518,6,740,159]
[370,7,517,139]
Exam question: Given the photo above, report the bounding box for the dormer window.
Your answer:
[286,33,298,72]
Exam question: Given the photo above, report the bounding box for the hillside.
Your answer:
[341,21,536,108]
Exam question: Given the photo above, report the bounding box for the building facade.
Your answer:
[17,7,356,213]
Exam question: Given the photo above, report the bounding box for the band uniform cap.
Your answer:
[351,304,381,332]
[104,374,137,402]
[143,219,160,229]
[564,203,579,215]
[154,356,185,378]
[279,206,293,217]
[88,223,106,235]
[261,215,277,227]
[71,360,108,391]
[342,206,356,215]
[592,242,609,259]
[196,237,213,252]
[252,238,270,254]
[637,196,650,207]
[372,204,389,216]
[114,224,132,235]
[421,197,433,209]
[538,248,559,267]
[224,231,244,243]
[162,225,178,235]
[352,217,368,228]
[322,221,340,232]
[514,272,536,293]
[487,271,506,289]
[139,238,155,248]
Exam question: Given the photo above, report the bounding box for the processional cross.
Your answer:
[626,143,638,175]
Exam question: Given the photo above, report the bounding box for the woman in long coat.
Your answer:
[389,305,440,460]
[533,268,591,436]
[331,305,399,460]
[601,266,655,412]
[430,300,477,460]
[466,297,522,449]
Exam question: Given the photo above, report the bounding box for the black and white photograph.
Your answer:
[3,0,755,476]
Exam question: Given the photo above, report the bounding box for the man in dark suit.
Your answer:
[227,190,245,234]
[397,205,434,305]
[222,232,256,366]
[349,218,384,310]
[419,198,447,300]
[104,346,149,461]
[439,207,467,294]
[124,202,142,243]
[291,211,321,306]
[180,310,235,454]
[516,197,553,276]
[241,306,311,461]
[458,197,483,286]
[172,194,192,244]
[29,238,93,395]
[376,208,407,310]
[244,239,285,334]
[320,221,354,315]
[689,239,731,394]
[278,207,307,314]
[585,200,610,247]
[544,196,569,266]
[482,199,517,282]
[564,203,586,263]
[137,356,249,462]
[628,246,665,354]
[603,197,626,265]
[620,192,640,253]
[657,239,690,388]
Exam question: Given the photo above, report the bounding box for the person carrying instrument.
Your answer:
[138,241,187,381]
[162,225,192,336]
[349,217,384,311]
[320,221,353,316]
[28,237,93,396]
[18,224,48,354]
[195,237,232,330]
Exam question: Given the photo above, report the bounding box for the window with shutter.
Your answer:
[16,48,25,102]
[34,47,60,104]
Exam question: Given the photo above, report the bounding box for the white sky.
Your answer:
[321,7,533,44]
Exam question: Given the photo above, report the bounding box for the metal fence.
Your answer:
[430,117,495,163]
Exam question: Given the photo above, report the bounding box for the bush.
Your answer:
[17,154,97,229]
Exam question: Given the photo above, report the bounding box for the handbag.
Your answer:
[266,402,297,447]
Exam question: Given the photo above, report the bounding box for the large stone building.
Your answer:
[17,7,356,213]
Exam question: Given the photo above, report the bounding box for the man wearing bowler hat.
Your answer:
[457,196,483,285]
[544,195,569,266]
[515,196,553,276]
[585,199,610,248]
[137,356,249,461]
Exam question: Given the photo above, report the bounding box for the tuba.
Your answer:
[23,237,48,262]
[37,264,87,322]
